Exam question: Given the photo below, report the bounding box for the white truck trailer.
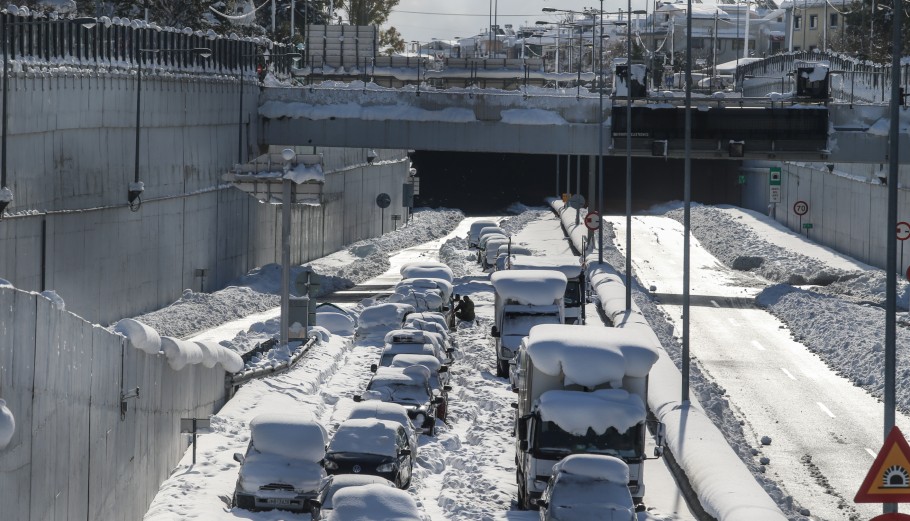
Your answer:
[508,255,584,324]
[489,270,566,377]
[512,324,662,508]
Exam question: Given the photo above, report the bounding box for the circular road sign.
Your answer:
[376,193,391,209]
[793,200,809,216]
[898,222,910,241]
[568,194,585,210]
[584,211,602,231]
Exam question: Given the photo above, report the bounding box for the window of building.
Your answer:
[810,14,818,29]
[830,13,838,27]
[794,15,802,30]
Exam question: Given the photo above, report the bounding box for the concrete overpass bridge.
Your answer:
[258,84,909,164]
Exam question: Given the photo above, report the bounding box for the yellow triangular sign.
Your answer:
[856,426,910,503]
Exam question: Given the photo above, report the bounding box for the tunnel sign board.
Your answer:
[769,167,782,185]
[855,426,910,503]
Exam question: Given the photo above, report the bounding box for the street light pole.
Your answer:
[598,0,605,264]
[682,0,694,403]
[280,148,295,348]
[624,0,633,312]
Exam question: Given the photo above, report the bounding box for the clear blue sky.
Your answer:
[385,0,643,43]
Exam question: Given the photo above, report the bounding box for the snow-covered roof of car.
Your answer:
[328,418,404,457]
[399,262,454,283]
[371,365,432,386]
[390,353,443,371]
[357,303,415,334]
[537,389,647,435]
[553,454,630,485]
[509,254,583,278]
[346,401,415,431]
[249,412,327,462]
[491,269,567,305]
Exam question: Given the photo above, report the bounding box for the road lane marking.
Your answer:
[751,340,766,351]
[866,448,877,457]
[710,300,720,308]
[817,402,836,418]
[780,368,796,380]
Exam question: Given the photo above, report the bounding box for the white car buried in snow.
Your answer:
[536,454,636,521]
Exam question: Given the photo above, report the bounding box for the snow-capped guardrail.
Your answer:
[227,336,320,396]
[548,198,788,521]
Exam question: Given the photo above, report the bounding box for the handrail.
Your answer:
[226,335,319,395]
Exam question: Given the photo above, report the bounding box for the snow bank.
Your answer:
[553,454,629,485]
[39,290,65,311]
[490,270,567,305]
[329,483,423,520]
[218,347,244,373]
[537,389,646,435]
[112,318,162,355]
[329,419,401,457]
[250,412,327,462]
[0,398,14,450]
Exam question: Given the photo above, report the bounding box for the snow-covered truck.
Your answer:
[511,324,662,509]
[508,254,584,324]
[490,270,567,377]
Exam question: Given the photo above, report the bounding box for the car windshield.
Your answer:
[367,382,430,404]
[537,422,642,459]
[502,314,562,341]
[548,474,633,516]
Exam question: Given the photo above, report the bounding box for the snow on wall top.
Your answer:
[553,454,630,485]
[250,413,327,462]
[510,254,582,278]
[537,389,647,435]
[113,318,162,355]
[491,270,567,305]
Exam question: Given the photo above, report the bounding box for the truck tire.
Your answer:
[517,471,527,510]
[496,358,509,378]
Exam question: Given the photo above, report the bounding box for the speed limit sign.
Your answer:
[793,201,809,216]
[584,211,601,231]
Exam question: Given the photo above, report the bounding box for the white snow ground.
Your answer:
[141,201,909,521]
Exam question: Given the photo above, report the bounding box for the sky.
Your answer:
[129,195,909,520]
[385,0,640,44]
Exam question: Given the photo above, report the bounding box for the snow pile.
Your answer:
[328,418,401,457]
[39,290,64,311]
[250,412,327,461]
[553,454,629,485]
[537,389,647,435]
[0,398,14,450]
[193,340,221,368]
[160,336,204,371]
[317,310,357,335]
[357,303,416,337]
[113,318,162,355]
[490,270,567,305]
[329,483,424,521]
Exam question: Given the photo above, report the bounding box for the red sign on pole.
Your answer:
[897,222,910,241]
[855,426,910,503]
[584,211,601,231]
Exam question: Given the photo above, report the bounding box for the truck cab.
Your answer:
[508,255,584,324]
[490,270,567,377]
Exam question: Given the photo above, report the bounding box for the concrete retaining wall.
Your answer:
[0,286,227,521]
[0,72,410,326]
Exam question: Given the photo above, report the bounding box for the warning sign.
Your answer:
[855,426,910,503]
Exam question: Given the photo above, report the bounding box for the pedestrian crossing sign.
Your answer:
[856,426,910,503]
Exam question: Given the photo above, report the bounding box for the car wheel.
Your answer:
[496,358,509,378]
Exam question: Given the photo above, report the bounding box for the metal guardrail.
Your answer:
[226,335,319,396]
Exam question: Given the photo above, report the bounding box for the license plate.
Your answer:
[265,498,293,506]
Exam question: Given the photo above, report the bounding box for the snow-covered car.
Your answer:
[381,329,454,365]
[468,220,499,248]
[390,353,452,420]
[482,236,511,270]
[536,454,636,520]
[389,277,454,314]
[355,303,415,338]
[357,365,440,434]
[324,482,425,521]
[322,419,414,489]
[345,400,418,455]
[478,231,507,263]
[309,474,396,520]
[399,261,454,283]
[232,413,328,513]
[403,311,452,337]
[495,244,533,271]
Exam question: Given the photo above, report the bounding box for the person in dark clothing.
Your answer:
[454,295,475,321]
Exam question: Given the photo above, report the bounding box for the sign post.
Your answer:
[180,418,211,465]
[897,222,910,278]
[376,193,391,234]
[793,200,809,234]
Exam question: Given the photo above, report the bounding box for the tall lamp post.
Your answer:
[623,8,647,311]
[1,15,97,217]
[131,46,212,211]
[238,51,301,164]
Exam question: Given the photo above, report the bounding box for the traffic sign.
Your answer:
[793,200,809,216]
[769,167,782,186]
[584,211,601,231]
[898,222,910,241]
[770,186,781,203]
[376,193,391,209]
[855,426,910,503]
[568,194,585,209]
[802,223,813,229]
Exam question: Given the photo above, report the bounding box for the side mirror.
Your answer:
[353,395,363,402]
[233,453,244,463]
[433,397,444,405]
[519,440,529,451]
[510,402,518,409]
[536,499,549,508]
[370,364,378,372]
[308,499,322,509]
[400,449,412,457]
[511,386,519,394]
[446,348,454,354]
[443,385,452,392]
[490,326,500,338]
[439,366,449,373]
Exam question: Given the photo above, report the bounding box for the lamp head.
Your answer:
[281,148,296,162]
[366,149,378,165]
